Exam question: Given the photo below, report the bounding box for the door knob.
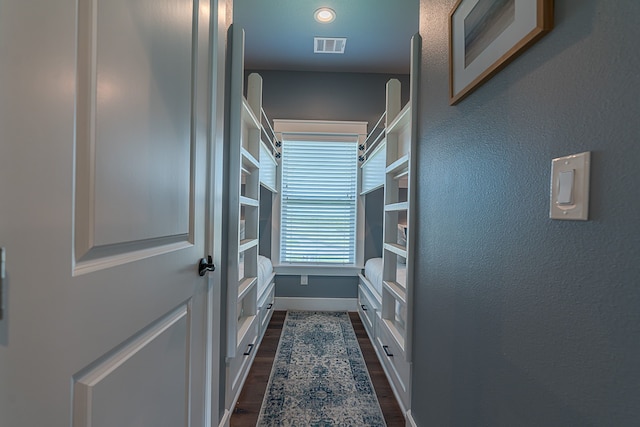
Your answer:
[198,255,215,276]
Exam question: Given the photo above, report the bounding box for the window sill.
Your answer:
[274,264,364,277]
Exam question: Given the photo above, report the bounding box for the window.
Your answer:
[280,138,358,264]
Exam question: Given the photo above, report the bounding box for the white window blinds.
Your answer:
[280,139,358,264]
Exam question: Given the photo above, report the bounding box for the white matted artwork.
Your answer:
[449,0,554,105]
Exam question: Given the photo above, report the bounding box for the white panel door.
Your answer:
[0,0,219,426]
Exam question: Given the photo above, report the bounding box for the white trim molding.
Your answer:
[218,409,231,427]
[274,265,363,276]
[274,297,358,312]
[406,410,418,427]
[273,119,367,140]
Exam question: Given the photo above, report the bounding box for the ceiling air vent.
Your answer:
[314,37,347,54]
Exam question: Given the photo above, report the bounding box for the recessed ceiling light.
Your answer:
[314,7,336,24]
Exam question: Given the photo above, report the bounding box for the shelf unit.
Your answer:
[225,25,263,406]
[228,79,262,360]
[381,77,411,357]
[377,33,420,415]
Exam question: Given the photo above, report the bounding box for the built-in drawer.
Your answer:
[258,282,275,334]
[375,316,411,411]
[228,316,258,399]
[358,284,377,338]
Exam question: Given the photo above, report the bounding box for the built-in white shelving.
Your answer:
[357,33,420,417]
[225,25,279,416]
[225,25,265,410]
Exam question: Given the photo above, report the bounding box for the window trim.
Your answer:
[272,120,367,273]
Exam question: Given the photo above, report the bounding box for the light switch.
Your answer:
[557,170,574,205]
[550,152,590,220]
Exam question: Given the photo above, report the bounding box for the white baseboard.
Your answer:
[274,297,358,312]
[406,409,418,427]
[218,409,231,427]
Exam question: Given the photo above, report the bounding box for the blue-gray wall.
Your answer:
[275,276,358,298]
[248,70,410,133]
[413,1,640,425]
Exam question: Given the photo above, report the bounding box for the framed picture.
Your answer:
[449,0,554,105]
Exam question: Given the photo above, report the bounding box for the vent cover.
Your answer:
[314,37,347,54]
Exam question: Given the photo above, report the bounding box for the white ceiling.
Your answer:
[233,0,420,74]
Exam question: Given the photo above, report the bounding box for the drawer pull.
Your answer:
[383,345,394,357]
[361,304,367,311]
[243,343,254,356]
[267,303,273,310]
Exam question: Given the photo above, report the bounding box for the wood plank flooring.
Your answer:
[230,310,404,426]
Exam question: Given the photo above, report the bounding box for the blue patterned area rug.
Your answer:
[257,311,386,426]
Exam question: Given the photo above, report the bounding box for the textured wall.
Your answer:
[247,70,410,133]
[275,276,358,298]
[413,1,640,426]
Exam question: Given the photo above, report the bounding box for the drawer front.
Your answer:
[259,286,275,333]
[228,319,258,397]
[376,317,411,409]
[358,286,376,337]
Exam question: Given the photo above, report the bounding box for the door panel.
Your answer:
[0,0,220,425]
[73,304,190,427]
[75,0,195,268]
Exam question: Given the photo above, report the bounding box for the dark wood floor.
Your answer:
[230,310,404,427]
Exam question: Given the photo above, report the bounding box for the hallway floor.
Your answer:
[230,311,405,426]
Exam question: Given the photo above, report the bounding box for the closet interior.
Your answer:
[224,24,419,420]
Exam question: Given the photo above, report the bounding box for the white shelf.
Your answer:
[238,277,257,300]
[240,196,259,207]
[383,280,407,304]
[393,170,409,182]
[385,201,408,212]
[239,238,258,253]
[383,242,407,258]
[386,154,409,175]
[241,147,259,171]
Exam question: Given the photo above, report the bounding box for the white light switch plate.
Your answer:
[550,151,590,220]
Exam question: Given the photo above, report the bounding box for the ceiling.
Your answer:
[233,0,420,75]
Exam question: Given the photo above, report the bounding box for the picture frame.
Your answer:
[449,0,554,105]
